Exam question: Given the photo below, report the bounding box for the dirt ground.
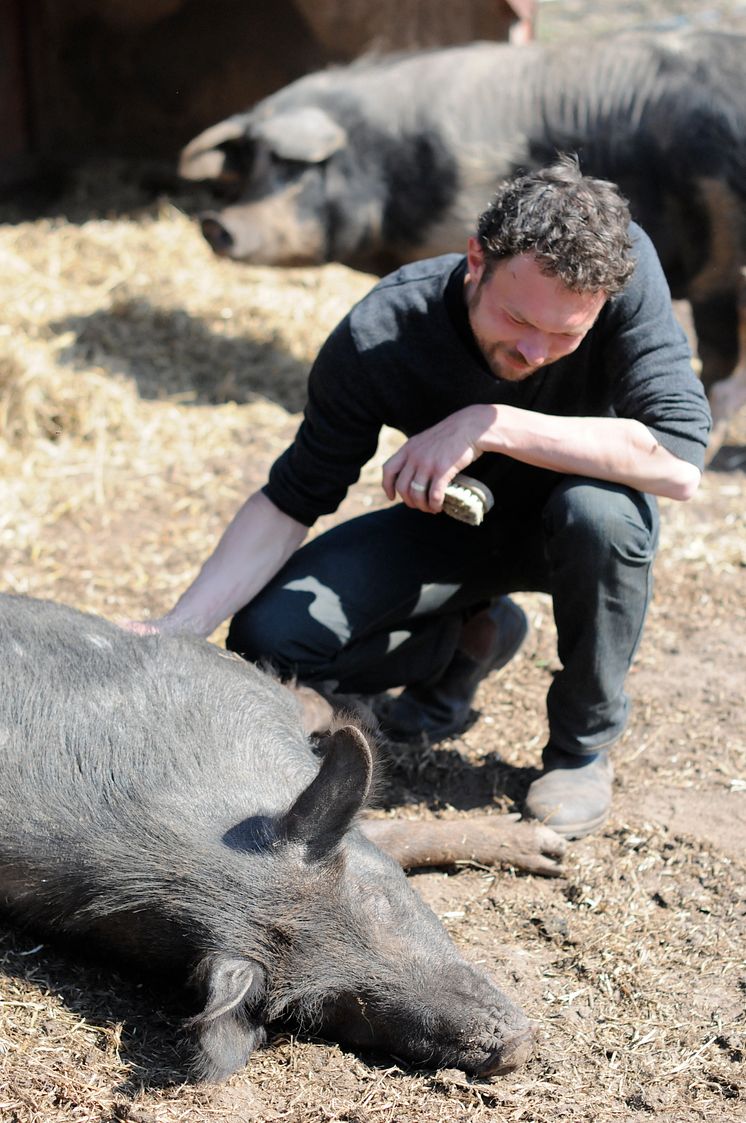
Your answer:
[1,4,745,1122]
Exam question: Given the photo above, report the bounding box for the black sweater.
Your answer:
[265,225,711,526]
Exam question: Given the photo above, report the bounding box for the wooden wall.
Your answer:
[1,0,535,181]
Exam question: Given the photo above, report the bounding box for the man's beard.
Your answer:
[471,330,542,382]
[465,284,543,383]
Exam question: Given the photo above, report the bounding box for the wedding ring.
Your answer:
[410,481,427,492]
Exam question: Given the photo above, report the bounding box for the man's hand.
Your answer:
[382,405,493,512]
[384,402,702,506]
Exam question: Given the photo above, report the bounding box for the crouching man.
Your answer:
[129,157,711,839]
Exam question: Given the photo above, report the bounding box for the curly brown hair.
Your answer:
[476,155,635,296]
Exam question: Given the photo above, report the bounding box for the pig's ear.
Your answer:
[280,725,373,858]
[179,116,248,181]
[187,954,268,1082]
[255,107,348,163]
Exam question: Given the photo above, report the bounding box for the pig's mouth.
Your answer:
[316,991,535,1076]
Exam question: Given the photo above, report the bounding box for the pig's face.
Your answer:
[199,157,330,265]
[189,726,534,1081]
[308,868,535,1076]
[318,975,534,1076]
[179,106,386,269]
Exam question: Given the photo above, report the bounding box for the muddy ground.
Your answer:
[1,3,745,1121]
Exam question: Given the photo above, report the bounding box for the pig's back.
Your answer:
[0,594,317,842]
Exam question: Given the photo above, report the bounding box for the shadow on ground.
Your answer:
[0,923,191,1093]
[377,734,541,814]
[52,302,311,412]
[708,442,746,473]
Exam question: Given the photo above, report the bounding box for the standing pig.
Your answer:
[180,27,746,401]
[0,594,539,1081]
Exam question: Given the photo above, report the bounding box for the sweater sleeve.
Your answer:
[602,226,712,470]
[262,318,384,526]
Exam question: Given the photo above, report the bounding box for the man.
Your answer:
[132,158,711,839]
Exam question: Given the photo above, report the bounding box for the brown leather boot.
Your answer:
[523,745,614,840]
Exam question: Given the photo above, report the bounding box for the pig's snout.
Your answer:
[200,214,235,256]
[477,1024,535,1076]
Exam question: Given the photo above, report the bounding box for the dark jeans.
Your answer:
[227,476,659,756]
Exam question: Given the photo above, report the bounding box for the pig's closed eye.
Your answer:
[268,153,317,180]
[360,889,394,924]
[210,181,242,202]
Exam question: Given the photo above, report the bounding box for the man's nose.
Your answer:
[516,332,549,365]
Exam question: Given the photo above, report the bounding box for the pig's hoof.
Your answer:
[518,819,568,876]
[475,814,568,877]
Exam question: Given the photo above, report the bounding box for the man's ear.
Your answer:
[466,236,486,286]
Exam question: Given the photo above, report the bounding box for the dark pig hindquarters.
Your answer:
[0,594,534,1082]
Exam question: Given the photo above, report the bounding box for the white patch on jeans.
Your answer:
[386,630,411,654]
[283,577,351,643]
[413,582,461,615]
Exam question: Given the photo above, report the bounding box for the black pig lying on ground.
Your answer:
[0,595,563,1082]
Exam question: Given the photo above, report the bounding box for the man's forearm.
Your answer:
[158,491,308,637]
[475,404,702,501]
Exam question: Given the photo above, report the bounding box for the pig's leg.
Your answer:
[706,267,746,462]
[286,682,336,733]
[360,814,566,877]
[287,685,566,876]
[285,681,378,734]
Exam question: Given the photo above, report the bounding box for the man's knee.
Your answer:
[543,477,659,563]
[226,578,346,677]
[226,596,287,667]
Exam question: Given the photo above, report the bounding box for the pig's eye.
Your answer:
[210,180,242,203]
[217,138,256,179]
[359,888,394,925]
[268,152,313,177]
